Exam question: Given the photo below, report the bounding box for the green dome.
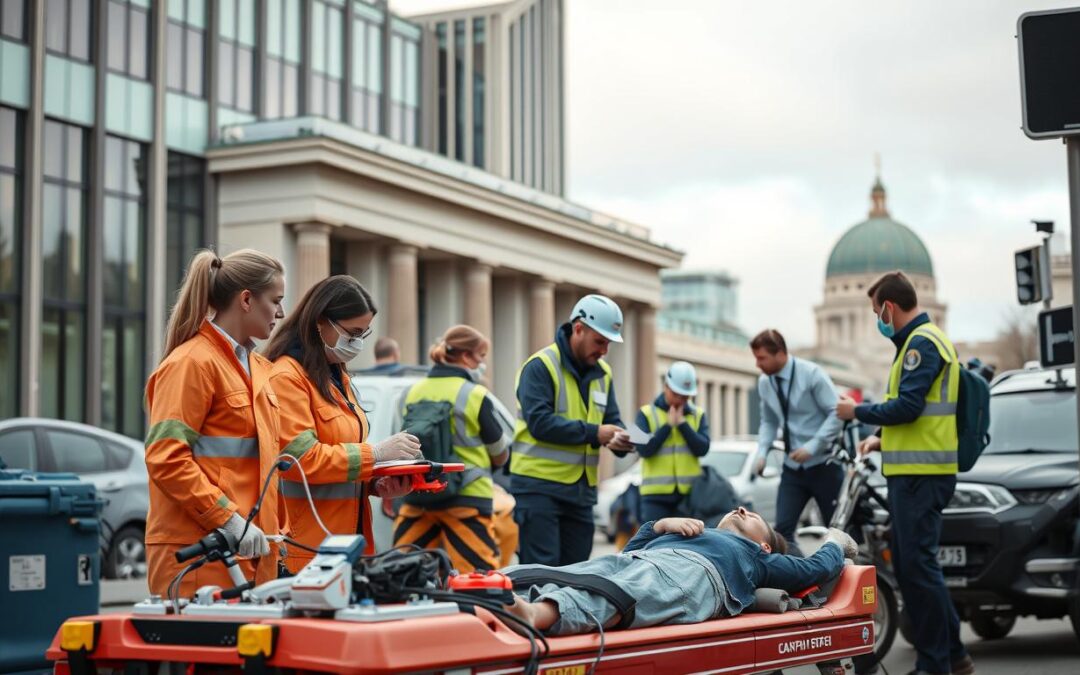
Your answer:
[826,181,934,279]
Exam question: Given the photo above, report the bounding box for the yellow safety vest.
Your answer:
[403,376,494,500]
[640,403,702,496]
[511,343,613,487]
[880,322,959,477]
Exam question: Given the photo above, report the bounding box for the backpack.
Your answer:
[956,368,991,472]
[400,400,464,507]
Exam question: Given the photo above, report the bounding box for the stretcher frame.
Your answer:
[47,565,876,674]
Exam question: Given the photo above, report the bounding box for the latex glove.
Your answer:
[374,475,413,499]
[374,432,423,462]
[222,512,270,558]
[824,527,858,560]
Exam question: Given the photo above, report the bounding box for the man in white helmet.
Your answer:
[511,294,635,565]
[634,361,712,523]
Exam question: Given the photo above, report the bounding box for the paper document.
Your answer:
[626,424,653,445]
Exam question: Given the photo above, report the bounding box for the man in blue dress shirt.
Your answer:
[751,329,844,555]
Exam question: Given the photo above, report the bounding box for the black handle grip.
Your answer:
[175,529,235,563]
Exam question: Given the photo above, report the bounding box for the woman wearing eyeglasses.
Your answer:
[264,275,421,572]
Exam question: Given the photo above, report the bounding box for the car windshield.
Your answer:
[701,451,747,477]
[984,388,1078,454]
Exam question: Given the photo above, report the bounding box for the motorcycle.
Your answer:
[799,423,900,674]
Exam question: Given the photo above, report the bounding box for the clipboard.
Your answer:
[373,460,465,493]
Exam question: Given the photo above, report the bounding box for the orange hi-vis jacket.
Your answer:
[269,355,376,573]
[144,320,287,596]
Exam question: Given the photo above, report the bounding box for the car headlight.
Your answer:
[945,483,1017,515]
[1012,487,1077,505]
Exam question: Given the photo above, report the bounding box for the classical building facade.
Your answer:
[801,178,946,397]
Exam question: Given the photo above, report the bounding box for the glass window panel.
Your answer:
[389,102,400,140]
[127,141,145,196]
[183,212,201,255]
[454,21,465,161]
[309,73,324,116]
[62,312,84,421]
[218,41,234,106]
[101,322,117,430]
[282,63,298,117]
[66,125,84,182]
[266,0,282,57]
[367,24,381,94]
[390,35,402,101]
[104,136,123,192]
[310,2,325,72]
[167,0,184,22]
[103,196,122,305]
[1,0,25,41]
[127,201,143,308]
[122,319,144,436]
[284,0,301,62]
[238,0,256,46]
[107,1,126,70]
[65,188,84,300]
[128,8,148,79]
[187,0,205,29]
[0,429,34,470]
[184,166,202,208]
[68,0,91,61]
[219,0,236,40]
[166,22,184,90]
[39,309,59,417]
[0,306,16,417]
[41,184,62,299]
[43,121,64,180]
[264,58,280,118]
[45,430,107,474]
[352,20,366,88]
[327,7,342,78]
[0,175,16,294]
[326,78,340,121]
[405,41,418,107]
[367,90,379,132]
[186,28,204,97]
[236,47,253,112]
[0,107,13,167]
[44,0,66,53]
[165,210,180,292]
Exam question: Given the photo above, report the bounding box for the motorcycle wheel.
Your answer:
[853,580,899,675]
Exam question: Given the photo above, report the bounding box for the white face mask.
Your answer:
[467,361,487,382]
[325,320,365,363]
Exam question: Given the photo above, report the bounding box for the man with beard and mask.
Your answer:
[503,508,857,635]
[836,271,972,675]
[511,294,635,565]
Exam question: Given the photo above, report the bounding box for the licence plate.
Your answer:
[938,546,967,567]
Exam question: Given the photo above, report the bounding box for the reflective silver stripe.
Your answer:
[648,405,660,432]
[193,436,258,458]
[514,443,599,467]
[460,467,487,487]
[485,435,510,457]
[913,328,955,404]
[657,445,696,458]
[453,380,483,448]
[540,347,568,415]
[281,480,360,500]
[922,402,958,416]
[882,449,958,465]
[642,476,680,486]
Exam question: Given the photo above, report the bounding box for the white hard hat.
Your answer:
[569,294,624,343]
[665,361,698,396]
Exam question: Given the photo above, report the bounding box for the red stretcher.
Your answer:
[46,565,877,675]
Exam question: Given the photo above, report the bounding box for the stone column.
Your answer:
[635,305,657,409]
[293,222,333,297]
[387,244,420,364]
[464,263,494,339]
[723,383,736,437]
[528,278,556,352]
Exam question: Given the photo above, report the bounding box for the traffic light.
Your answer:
[1014,245,1043,304]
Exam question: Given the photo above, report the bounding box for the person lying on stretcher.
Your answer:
[504,507,858,635]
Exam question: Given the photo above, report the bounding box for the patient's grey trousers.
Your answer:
[506,548,730,636]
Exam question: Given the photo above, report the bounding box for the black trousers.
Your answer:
[774,462,844,556]
[513,493,595,566]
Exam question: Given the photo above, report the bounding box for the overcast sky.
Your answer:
[393,0,1077,346]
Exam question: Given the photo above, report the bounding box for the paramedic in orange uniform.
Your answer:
[144,249,288,596]
[264,275,421,573]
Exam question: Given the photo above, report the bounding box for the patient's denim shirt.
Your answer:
[623,522,845,614]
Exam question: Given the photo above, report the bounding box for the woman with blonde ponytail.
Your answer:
[143,249,288,597]
[392,325,512,572]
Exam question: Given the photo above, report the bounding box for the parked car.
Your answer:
[594,436,793,540]
[350,371,516,552]
[936,366,1080,641]
[0,418,149,579]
